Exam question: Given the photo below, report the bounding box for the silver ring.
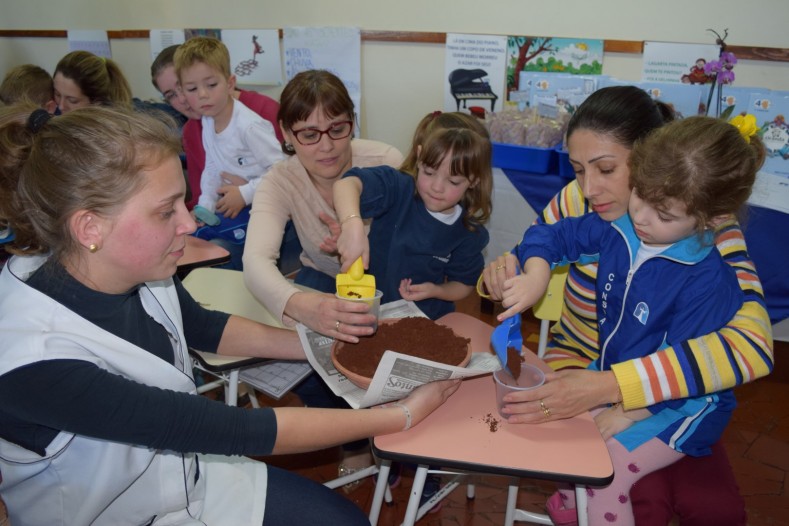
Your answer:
[335,320,341,331]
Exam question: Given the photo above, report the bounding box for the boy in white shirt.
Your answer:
[175,37,284,269]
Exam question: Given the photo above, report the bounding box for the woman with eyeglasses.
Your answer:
[244,70,402,341]
[243,70,403,487]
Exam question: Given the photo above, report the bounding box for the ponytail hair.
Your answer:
[54,51,133,109]
[0,104,180,258]
[567,85,674,149]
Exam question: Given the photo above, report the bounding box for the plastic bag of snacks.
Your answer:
[485,107,569,148]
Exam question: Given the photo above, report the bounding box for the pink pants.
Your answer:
[559,437,683,525]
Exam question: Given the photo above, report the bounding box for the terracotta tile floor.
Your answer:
[250,295,789,525]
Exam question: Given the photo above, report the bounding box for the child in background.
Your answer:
[334,125,492,321]
[150,44,283,210]
[0,65,56,113]
[175,37,284,270]
[498,115,765,525]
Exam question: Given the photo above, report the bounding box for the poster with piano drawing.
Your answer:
[444,34,507,117]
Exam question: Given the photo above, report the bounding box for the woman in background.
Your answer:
[53,50,133,113]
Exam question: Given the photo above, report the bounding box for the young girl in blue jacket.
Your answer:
[498,115,766,525]
[333,124,492,320]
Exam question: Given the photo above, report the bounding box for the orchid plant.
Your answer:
[704,29,738,118]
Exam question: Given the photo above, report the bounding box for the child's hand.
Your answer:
[498,274,543,320]
[594,404,634,440]
[399,279,437,301]
[336,216,368,271]
[219,171,246,186]
[216,185,246,219]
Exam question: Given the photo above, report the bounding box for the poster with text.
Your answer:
[506,37,603,96]
[749,93,789,214]
[444,33,507,116]
[283,27,361,129]
[149,29,186,62]
[641,42,720,84]
[67,30,111,58]
[222,29,283,86]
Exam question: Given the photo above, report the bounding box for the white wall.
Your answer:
[3,0,788,153]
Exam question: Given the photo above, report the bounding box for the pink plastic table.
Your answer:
[370,312,613,525]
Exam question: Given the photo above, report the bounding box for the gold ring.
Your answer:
[335,320,341,331]
[540,399,551,418]
[496,264,505,270]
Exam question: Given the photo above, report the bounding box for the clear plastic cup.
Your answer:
[335,289,383,331]
[493,365,546,418]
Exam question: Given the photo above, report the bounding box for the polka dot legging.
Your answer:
[557,436,684,525]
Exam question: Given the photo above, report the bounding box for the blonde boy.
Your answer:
[174,37,283,219]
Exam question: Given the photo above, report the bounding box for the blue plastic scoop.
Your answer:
[491,312,522,375]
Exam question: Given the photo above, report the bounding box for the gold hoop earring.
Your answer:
[89,244,98,253]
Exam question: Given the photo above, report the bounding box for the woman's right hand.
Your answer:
[400,379,462,428]
[286,291,377,343]
[480,253,520,301]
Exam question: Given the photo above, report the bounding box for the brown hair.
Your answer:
[417,127,492,231]
[150,44,180,90]
[567,85,675,149]
[1,65,54,107]
[629,116,765,235]
[0,104,181,259]
[54,51,133,110]
[277,70,354,155]
[401,111,490,175]
[174,37,231,81]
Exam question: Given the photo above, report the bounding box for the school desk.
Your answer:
[370,312,613,525]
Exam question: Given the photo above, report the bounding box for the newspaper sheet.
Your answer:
[297,299,501,409]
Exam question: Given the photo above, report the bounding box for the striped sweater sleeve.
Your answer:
[611,218,774,409]
[538,181,600,370]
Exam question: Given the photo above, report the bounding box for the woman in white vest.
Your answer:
[0,104,459,526]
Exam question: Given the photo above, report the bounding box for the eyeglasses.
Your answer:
[162,86,183,104]
[291,120,353,146]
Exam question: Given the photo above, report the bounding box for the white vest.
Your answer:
[0,255,207,525]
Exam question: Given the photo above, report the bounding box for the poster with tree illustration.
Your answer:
[506,37,603,94]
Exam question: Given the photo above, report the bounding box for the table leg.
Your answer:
[401,464,428,526]
[368,459,391,525]
[227,370,239,406]
[576,485,588,526]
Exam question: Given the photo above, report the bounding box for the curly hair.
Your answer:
[629,116,765,235]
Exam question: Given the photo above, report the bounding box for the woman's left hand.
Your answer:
[500,369,620,424]
[318,212,340,254]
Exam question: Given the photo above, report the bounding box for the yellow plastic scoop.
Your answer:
[336,257,376,299]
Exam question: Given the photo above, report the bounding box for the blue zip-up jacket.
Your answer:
[517,213,743,456]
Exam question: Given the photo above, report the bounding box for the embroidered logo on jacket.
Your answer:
[633,302,649,325]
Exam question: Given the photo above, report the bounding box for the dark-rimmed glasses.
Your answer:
[291,120,353,146]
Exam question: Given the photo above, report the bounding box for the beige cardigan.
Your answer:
[243,139,403,324]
